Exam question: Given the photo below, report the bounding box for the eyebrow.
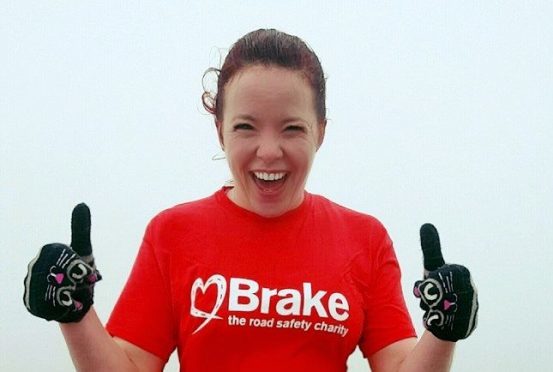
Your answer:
[232,114,307,124]
[232,114,257,122]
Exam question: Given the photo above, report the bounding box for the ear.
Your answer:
[316,119,327,150]
[216,120,225,149]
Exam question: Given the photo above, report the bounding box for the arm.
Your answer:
[59,307,164,372]
[399,332,454,371]
[369,224,477,372]
[369,332,454,372]
[23,204,166,372]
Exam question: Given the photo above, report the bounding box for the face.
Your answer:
[217,65,325,218]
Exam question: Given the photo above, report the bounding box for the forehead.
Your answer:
[222,65,316,121]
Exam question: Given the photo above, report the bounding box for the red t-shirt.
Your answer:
[106,188,416,371]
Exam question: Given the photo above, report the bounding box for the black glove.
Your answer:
[23,203,102,323]
[413,223,478,341]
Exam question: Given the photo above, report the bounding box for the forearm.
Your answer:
[59,307,138,372]
[398,331,455,372]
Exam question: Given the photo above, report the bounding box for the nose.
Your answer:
[256,135,283,163]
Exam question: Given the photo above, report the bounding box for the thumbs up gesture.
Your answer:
[23,204,102,323]
[413,224,478,341]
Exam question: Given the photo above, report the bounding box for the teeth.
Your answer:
[254,172,285,181]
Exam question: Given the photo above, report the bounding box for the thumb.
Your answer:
[420,223,445,272]
[70,203,93,258]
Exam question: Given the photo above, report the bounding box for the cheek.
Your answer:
[225,141,251,170]
[287,143,317,169]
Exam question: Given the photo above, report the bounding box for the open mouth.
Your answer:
[251,171,288,193]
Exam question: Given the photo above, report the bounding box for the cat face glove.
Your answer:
[23,203,101,323]
[413,223,478,342]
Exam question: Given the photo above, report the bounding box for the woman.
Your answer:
[24,29,477,371]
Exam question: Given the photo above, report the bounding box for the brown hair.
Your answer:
[202,29,326,122]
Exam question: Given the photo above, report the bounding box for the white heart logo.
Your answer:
[190,274,227,334]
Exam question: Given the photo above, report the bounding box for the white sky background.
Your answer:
[2,1,552,371]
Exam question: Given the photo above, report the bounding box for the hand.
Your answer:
[23,203,102,323]
[413,223,478,341]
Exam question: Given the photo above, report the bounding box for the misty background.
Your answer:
[2,1,552,371]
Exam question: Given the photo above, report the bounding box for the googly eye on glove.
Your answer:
[413,223,478,342]
[23,203,102,323]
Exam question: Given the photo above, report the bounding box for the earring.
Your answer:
[212,152,226,161]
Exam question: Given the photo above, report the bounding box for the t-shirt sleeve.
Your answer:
[105,219,177,362]
[354,229,417,357]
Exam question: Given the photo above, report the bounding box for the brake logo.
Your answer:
[190,274,227,333]
[190,274,350,336]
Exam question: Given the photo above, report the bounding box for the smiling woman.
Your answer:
[203,29,327,218]
[218,65,325,217]
[23,28,477,372]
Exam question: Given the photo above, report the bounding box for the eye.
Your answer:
[69,262,88,281]
[419,278,443,306]
[233,123,254,131]
[425,309,445,327]
[285,125,305,132]
[59,289,73,307]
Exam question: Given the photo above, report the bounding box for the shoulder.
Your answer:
[145,191,222,237]
[158,193,219,220]
[309,193,388,240]
[309,194,395,275]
